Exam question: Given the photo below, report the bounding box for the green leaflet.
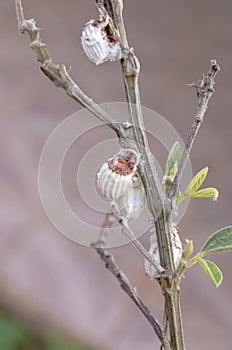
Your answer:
[190,187,219,201]
[183,167,208,196]
[200,226,232,254]
[187,226,232,287]
[177,167,219,203]
[165,141,183,177]
[197,257,223,287]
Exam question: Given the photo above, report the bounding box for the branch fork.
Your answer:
[15,1,220,349]
[170,59,220,200]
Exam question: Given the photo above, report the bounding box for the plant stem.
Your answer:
[170,59,220,199]
[106,1,186,348]
[163,279,185,350]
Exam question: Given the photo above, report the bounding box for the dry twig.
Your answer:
[170,59,220,199]
[15,0,125,138]
[91,240,171,349]
[110,202,165,274]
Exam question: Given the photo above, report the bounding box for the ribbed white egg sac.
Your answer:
[96,162,134,201]
[116,175,145,220]
[144,227,182,279]
[81,20,122,65]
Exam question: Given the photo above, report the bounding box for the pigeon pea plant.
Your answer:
[15,0,232,349]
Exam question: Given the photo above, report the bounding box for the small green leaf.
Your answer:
[176,191,182,204]
[165,142,183,177]
[190,187,219,201]
[200,226,232,255]
[197,257,223,287]
[182,240,193,261]
[183,167,208,196]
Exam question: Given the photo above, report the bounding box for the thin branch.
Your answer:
[103,2,187,349]
[93,209,167,345]
[103,1,175,277]
[170,59,220,199]
[15,0,125,138]
[110,203,165,274]
[91,240,171,350]
[99,212,114,242]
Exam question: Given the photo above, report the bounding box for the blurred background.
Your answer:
[1,0,232,349]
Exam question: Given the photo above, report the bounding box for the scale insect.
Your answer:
[96,149,139,201]
[81,19,122,65]
[96,149,146,220]
[144,226,182,279]
[117,174,146,220]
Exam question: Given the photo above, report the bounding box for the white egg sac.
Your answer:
[96,149,139,201]
[144,227,182,279]
[81,20,122,65]
[116,175,145,220]
[97,162,133,200]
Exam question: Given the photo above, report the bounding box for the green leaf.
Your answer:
[165,141,183,177]
[200,226,232,255]
[197,257,223,287]
[183,167,208,196]
[190,187,219,201]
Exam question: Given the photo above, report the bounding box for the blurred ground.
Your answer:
[0,308,92,350]
[0,1,232,349]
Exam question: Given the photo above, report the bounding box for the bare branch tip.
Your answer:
[15,0,25,25]
[210,58,220,72]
